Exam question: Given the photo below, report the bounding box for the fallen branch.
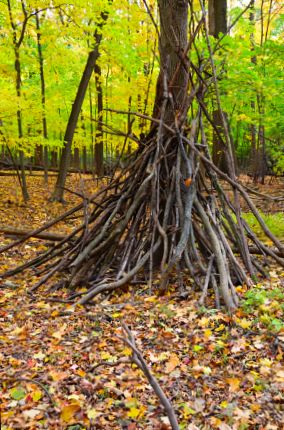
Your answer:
[119,322,180,430]
[242,184,284,202]
[0,226,67,242]
[0,376,54,405]
[89,357,130,372]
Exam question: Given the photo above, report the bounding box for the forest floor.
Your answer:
[0,173,283,430]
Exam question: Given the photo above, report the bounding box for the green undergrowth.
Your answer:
[242,211,284,240]
[223,211,284,242]
[242,282,284,333]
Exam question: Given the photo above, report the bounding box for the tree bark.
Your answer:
[35,11,48,183]
[51,12,108,201]
[208,0,229,173]
[94,62,104,176]
[152,0,189,126]
[209,0,227,37]
[7,0,29,201]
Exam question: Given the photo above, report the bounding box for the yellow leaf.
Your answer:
[87,408,98,419]
[101,352,111,360]
[226,377,241,392]
[121,347,132,357]
[60,404,81,422]
[127,407,141,419]
[51,310,59,317]
[198,317,209,327]
[112,312,122,318]
[10,325,28,338]
[144,296,157,302]
[204,329,212,338]
[32,390,42,402]
[127,405,145,419]
[165,354,180,373]
[238,318,252,329]
[250,403,261,412]
[215,324,225,332]
[51,323,67,340]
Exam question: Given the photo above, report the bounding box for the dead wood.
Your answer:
[0,226,67,242]
[120,322,180,430]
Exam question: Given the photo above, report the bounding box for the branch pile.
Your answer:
[0,4,283,311]
[1,107,283,311]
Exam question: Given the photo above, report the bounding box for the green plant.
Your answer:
[242,212,284,240]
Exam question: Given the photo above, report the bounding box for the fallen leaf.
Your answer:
[87,408,98,419]
[23,409,42,419]
[165,354,180,373]
[60,403,81,422]
[226,377,241,392]
[9,386,26,400]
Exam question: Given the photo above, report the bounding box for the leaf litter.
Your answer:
[0,174,283,429]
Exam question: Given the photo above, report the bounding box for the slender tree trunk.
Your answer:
[52,12,108,201]
[51,150,57,168]
[209,0,227,37]
[81,113,87,173]
[51,50,99,200]
[208,0,230,173]
[15,49,29,201]
[35,12,48,183]
[251,0,267,183]
[88,83,95,177]
[7,0,29,201]
[257,95,266,184]
[249,0,258,179]
[71,147,80,170]
[94,62,104,176]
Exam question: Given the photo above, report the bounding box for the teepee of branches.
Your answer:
[1,0,283,311]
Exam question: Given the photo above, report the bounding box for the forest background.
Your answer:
[0,0,283,183]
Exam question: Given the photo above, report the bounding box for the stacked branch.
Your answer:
[0,0,283,311]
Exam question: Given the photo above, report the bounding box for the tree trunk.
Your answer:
[250,1,267,184]
[208,0,229,173]
[94,62,104,176]
[152,0,189,126]
[209,0,227,37]
[88,82,95,176]
[7,0,29,201]
[35,12,49,184]
[51,50,100,200]
[51,12,108,201]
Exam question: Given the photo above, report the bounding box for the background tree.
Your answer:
[7,0,31,201]
[208,0,230,172]
[35,11,48,183]
[51,9,108,202]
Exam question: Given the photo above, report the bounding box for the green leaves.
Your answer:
[9,386,26,400]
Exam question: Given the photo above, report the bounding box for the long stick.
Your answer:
[120,323,180,430]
